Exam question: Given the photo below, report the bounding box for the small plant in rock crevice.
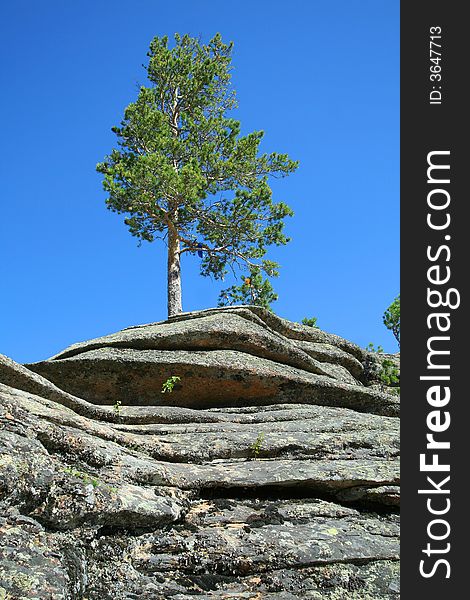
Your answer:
[63,467,100,489]
[365,343,399,391]
[63,467,118,493]
[250,432,265,459]
[301,316,319,328]
[366,343,384,354]
[378,359,400,387]
[161,376,181,394]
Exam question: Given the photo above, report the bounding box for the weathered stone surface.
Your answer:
[49,312,349,380]
[296,340,364,379]
[164,305,369,362]
[27,348,397,415]
[1,384,398,497]
[363,351,401,390]
[0,356,226,425]
[337,485,401,507]
[0,306,400,598]
[113,412,399,463]
[0,510,73,600]
[0,421,188,532]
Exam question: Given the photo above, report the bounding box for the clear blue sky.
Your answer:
[0,1,399,363]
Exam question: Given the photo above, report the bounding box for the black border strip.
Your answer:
[401,2,467,596]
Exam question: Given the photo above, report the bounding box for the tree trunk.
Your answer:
[167,228,182,317]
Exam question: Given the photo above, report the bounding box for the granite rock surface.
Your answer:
[0,306,399,599]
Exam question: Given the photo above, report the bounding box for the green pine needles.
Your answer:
[218,266,278,311]
[383,295,400,347]
[97,33,298,317]
[301,316,319,328]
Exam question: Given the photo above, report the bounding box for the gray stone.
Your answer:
[27,347,398,416]
[296,340,364,379]
[0,306,400,598]
[164,305,369,363]
[49,312,350,381]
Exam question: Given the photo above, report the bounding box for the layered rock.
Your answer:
[0,306,399,599]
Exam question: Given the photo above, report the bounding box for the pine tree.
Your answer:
[97,33,297,317]
[383,295,400,346]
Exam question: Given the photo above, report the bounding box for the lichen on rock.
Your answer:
[0,306,399,598]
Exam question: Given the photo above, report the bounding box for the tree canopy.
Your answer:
[97,33,298,316]
[218,267,278,311]
[383,295,400,346]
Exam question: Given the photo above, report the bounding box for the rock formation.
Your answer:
[0,306,399,599]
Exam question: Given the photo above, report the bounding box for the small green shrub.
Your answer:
[302,316,318,328]
[378,359,400,386]
[161,376,181,394]
[250,432,265,459]
[113,399,122,415]
[366,343,384,354]
[64,467,100,488]
[366,344,399,389]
